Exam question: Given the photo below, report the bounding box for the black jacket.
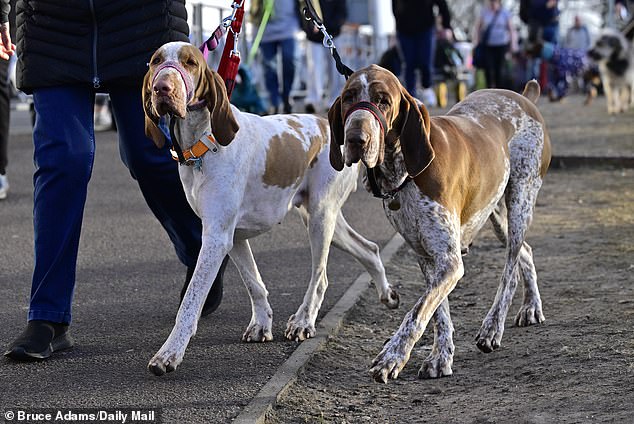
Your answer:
[392,0,451,35]
[0,0,189,93]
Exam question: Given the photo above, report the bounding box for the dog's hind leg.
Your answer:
[476,158,545,353]
[331,210,400,309]
[489,201,545,327]
[418,297,455,379]
[230,239,274,342]
[285,206,338,341]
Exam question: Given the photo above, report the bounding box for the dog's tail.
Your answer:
[522,80,541,104]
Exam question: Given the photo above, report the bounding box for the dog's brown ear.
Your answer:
[395,88,434,177]
[327,96,345,171]
[204,68,239,146]
[142,69,166,148]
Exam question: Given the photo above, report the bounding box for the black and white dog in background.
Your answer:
[588,28,634,114]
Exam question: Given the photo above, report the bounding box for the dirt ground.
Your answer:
[265,96,634,424]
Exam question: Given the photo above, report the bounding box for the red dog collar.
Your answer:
[344,101,388,135]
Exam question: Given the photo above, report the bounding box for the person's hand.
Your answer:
[1,22,16,60]
[443,28,453,42]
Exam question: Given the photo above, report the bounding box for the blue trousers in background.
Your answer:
[397,28,436,95]
[29,86,202,324]
[260,38,296,109]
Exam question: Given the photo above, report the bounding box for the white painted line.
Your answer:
[233,232,405,424]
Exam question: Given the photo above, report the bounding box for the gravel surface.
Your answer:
[266,94,634,424]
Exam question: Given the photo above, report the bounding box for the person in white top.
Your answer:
[474,0,516,88]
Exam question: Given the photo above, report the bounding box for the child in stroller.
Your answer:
[433,32,468,108]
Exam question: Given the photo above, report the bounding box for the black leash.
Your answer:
[303,0,410,207]
[302,0,354,80]
[169,115,186,164]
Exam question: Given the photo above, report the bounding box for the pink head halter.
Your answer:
[151,60,195,103]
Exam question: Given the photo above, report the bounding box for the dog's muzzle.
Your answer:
[152,60,195,103]
[344,101,388,138]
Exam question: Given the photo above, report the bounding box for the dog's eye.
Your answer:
[377,97,390,108]
[185,58,197,66]
[342,93,354,103]
[151,57,161,65]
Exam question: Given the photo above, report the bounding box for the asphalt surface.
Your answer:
[0,105,395,423]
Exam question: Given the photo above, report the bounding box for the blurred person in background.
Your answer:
[525,0,560,44]
[251,0,301,114]
[616,0,634,39]
[302,0,347,114]
[564,15,591,51]
[0,0,14,200]
[392,0,452,106]
[474,0,516,88]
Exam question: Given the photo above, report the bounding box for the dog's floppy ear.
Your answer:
[203,68,239,146]
[327,96,345,171]
[142,69,166,148]
[394,87,434,177]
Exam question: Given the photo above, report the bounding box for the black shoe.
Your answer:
[304,103,316,114]
[283,100,293,114]
[4,320,73,361]
[180,255,228,317]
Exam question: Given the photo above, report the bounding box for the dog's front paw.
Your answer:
[475,318,504,353]
[514,303,545,327]
[381,286,400,309]
[418,353,453,379]
[242,322,273,343]
[370,340,411,383]
[285,314,316,341]
[148,348,184,376]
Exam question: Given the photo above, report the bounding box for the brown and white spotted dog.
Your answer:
[141,43,399,376]
[328,64,551,383]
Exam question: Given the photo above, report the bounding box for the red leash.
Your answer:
[199,0,245,99]
[217,0,245,99]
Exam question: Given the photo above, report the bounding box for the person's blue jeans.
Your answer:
[29,86,202,324]
[542,23,560,44]
[397,28,436,95]
[260,38,296,108]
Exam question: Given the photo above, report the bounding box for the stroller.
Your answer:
[432,37,469,108]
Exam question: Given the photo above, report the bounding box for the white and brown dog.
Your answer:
[328,65,551,383]
[588,28,634,114]
[142,43,399,375]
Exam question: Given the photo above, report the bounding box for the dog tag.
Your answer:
[387,197,401,211]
